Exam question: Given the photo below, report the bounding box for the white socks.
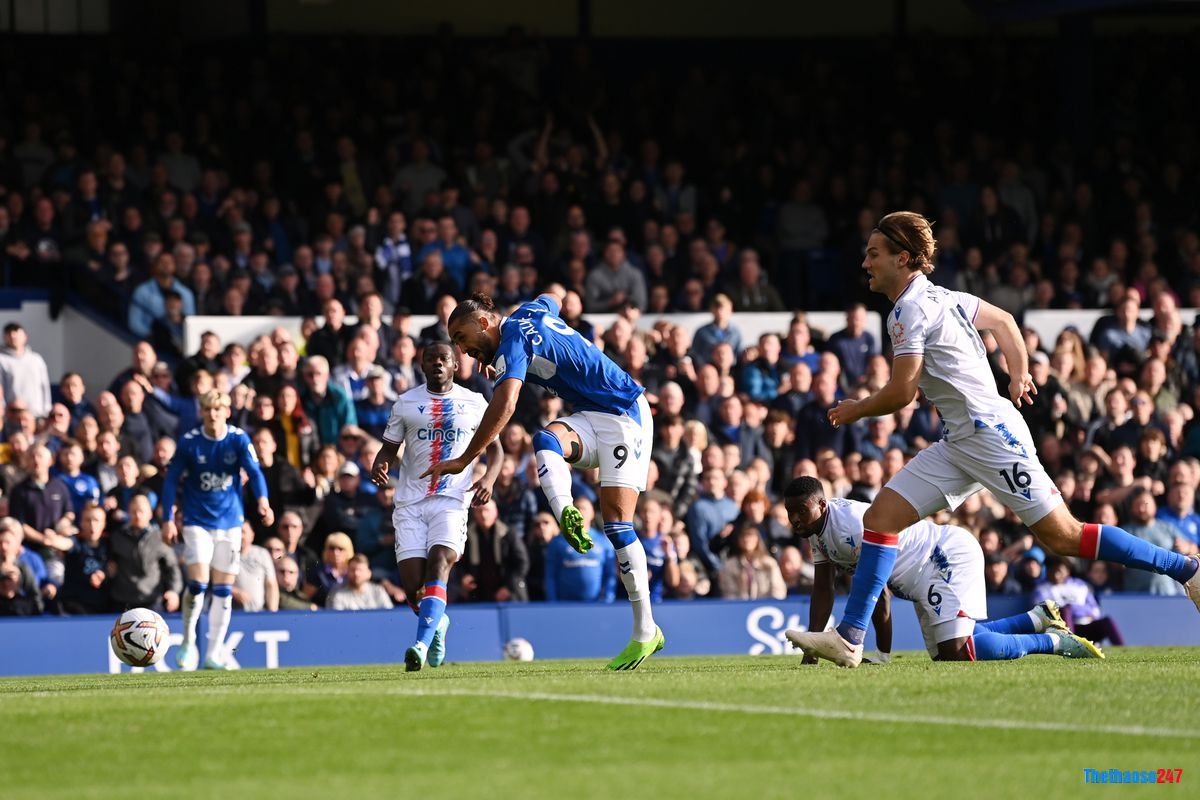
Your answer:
[181,582,206,645]
[615,538,656,641]
[206,586,234,662]
[535,447,574,520]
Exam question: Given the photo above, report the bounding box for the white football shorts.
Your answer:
[886,416,1063,526]
[181,525,242,574]
[897,526,986,658]
[393,494,469,562]
[557,393,653,491]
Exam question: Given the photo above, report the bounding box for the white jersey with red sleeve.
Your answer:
[888,272,1023,440]
[382,383,489,508]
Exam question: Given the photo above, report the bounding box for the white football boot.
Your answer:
[785,628,864,668]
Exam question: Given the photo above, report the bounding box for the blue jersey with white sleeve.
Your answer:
[493,296,643,415]
[161,425,269,530]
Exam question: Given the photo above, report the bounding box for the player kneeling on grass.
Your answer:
[370,342,502,672]
[424,289,664,671]
[782,477,1103,663]
[161,390,274,670]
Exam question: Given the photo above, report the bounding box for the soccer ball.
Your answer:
[503,637,535,662]
[110,608,171,667]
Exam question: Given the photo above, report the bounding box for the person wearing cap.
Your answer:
[128,251,195,339]
[268,263,309,316]
[311,458,373,557]
[1023,349,1069,442]
[0,322,51,418]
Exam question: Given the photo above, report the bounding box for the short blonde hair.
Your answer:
[324,532,354,554]
[199,390,231,409]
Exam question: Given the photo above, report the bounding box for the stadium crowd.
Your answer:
[1,33,1199,640]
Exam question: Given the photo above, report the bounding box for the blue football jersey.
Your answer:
[161,425,268,530]
[493,296,643,415]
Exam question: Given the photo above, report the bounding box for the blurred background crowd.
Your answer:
[2,26,1199,645]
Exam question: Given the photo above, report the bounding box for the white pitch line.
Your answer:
[8,682,1198,740]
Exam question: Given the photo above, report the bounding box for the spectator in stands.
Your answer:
[718,523,786,600]
[825,303,878,386]
[248,427,314,542]
[691,294,742,365]
[0,323,51,418]
[107,494,181,612]
[740,333,784,402]
[303,531,353,607]
[58,503,109,614]
[584,238,647,312]
[457,499,528,603]
[52,440,101,518]
[307,299,353,368]
[327,553,393,610]
[1034,556,1125,645]
[686,468,740,576]
[544,496,616,603]
[1121,489,1187,595]
[127,252,195,339]
[313,461,372,552]
[401,250,458,316]
[9,445,72,552]
[275,556,316,610]
[983,554,1023,595]
[1158,481,1200,548]
[300,355,357,445]
[1090,288,1151,357]
[727,249,785,312]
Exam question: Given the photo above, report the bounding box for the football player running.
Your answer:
[423,290,664,670]
[370,342,502,672]
[161,390,274,670]
[789,211,1199,668]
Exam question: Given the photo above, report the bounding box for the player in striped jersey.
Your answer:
[370,342,502,671]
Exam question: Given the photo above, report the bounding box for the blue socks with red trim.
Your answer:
[415,581,448,649]
[836,529,898,645]
[1082,524,1198,583]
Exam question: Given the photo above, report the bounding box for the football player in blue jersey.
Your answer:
[424,290,665,669]
[161,390,274,670]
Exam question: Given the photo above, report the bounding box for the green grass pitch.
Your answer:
[2,648,1196,799]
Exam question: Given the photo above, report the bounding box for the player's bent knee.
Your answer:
[935,638,974,661]
[531,428,564,456]
[210,583,233,598]
[1031,510,1083,556]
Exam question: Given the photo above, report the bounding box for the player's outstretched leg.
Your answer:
[601,511,665,670]
[1034,512,1200,611]
[972,629,1104,660]
[533,428,592,553]
[175,577,207,671]
[204,581,235,669]
[975,600,1066,636]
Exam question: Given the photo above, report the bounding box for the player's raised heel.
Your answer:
[606,626,665,671]
[1033,600,1068,632]
[174,642,199,671]
[428,615,450,668]
[785,628,864,668]
[559,506,593,554]
[405,642,428,672]
[1052,630,1105,659]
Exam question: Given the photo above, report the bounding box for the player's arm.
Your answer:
[470,438,505,506]
[421,377,522,481]
[802,561,835,664]
[872,586,892,662]
[159,449,186,545]
[973,299,1035,407]
[371,439,401,488]
[240,433,274,528]
[828,355,922,428]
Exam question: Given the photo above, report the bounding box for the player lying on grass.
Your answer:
[782,477,1103,662]
[423,289,664,670]
[162,390,274,670]
[371,342,502,672]
[790,211,1199,668]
